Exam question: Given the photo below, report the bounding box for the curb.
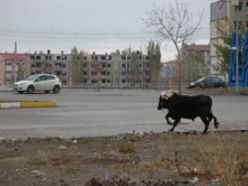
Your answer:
[0,101,57,109]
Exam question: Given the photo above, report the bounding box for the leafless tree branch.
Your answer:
[142,0,203,60]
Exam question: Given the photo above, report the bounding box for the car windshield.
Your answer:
[196,77,206,83]
[25,75,40,81]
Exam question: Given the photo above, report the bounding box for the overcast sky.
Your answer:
[0,0,217,61]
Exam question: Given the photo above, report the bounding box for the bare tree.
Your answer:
[143,0,203,93]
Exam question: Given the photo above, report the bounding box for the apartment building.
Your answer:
[0,49,155,88]
[159,60,178,89]
[210,0,248,75]
[0,53,26,85]
[26,50,70,85]
[72,50,151,88]
[181,43,210,82]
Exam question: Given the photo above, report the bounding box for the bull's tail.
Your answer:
[207,111,219,128]
[207,96,219,129]
[209,112,219,128]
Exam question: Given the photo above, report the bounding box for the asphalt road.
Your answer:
[0,89,247,139]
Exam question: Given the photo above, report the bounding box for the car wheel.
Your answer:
[18,91,24,94]
[53,85,61,94]
[27,85,35,94]
[45,91,50,94]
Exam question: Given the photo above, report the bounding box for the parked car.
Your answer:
[14,74,62,94]
[187,75,226,88]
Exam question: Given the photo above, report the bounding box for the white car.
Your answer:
[14,74,62,94]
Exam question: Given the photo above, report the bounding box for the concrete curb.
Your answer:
[0,101,57,109]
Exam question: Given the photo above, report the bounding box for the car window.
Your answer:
[204,77,212,83]
[26,75,39,81]
[196,77,205,83]
[35,75,47,82]
[214,78,222,83]
[46,75,55,80]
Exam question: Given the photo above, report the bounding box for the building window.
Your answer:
[91,72,97,76]
[239,1,243,10]
[233,21,237,29]
[36,63,41,68]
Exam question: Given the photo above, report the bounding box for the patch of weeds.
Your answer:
[119,131,141,142]
[193,135,248,185]
[118,142,136,154]
[65,158,81,173]
[27,151,51,167]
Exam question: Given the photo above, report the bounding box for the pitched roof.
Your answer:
[183,43,210,52]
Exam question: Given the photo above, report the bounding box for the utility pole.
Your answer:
[232,0,240,94]
[13,41,17,83]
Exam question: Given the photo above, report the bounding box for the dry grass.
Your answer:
[118,142,136,154]
[192,135,248,185]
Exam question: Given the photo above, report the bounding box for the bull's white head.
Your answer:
[160,89,174,100]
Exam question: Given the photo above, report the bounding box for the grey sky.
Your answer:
[0,0,217,61]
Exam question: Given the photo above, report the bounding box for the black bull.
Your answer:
[157,93,219,134]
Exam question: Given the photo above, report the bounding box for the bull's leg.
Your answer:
[165,114,173,126]
[207,113,213,123]
[170,119,180,132]
[200,116,210,134]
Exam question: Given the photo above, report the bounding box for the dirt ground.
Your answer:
[1,130,248,186]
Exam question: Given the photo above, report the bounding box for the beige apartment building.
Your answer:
[70,50,152,89]
[210,0,248,75]
[0,49,154,89]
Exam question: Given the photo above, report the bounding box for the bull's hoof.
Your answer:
[203,130,208,134]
